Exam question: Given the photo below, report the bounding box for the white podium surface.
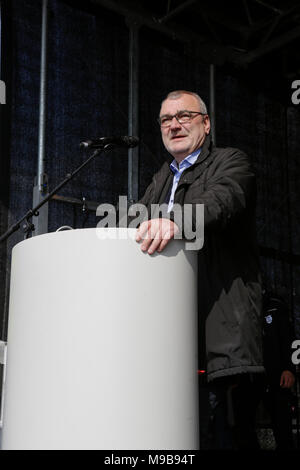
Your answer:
[2,228,198,450]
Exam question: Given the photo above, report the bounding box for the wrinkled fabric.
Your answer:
[136,134,264,380]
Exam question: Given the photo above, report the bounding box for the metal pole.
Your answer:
[0,0,12,344]
[128,20,139,204]
[158,0,197,24]
[38,0,48,192]
[0,2,2,79]
[209,63,216,145]
[33,0,49,235]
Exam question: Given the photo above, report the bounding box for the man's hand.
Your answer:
[280,370,295,388]
[135,218,179,255]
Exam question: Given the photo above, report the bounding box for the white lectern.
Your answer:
[2,228,198,450]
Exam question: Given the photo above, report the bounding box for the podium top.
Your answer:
[14,227,197,259]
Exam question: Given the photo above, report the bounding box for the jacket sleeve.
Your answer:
[136,180,155,207]
[172,148,257,238]
[125,178,155,227]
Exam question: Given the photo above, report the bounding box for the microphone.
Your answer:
[80,135,139,149]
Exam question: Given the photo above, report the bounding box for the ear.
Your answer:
[204,115,211,135]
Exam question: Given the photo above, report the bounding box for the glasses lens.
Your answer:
[160,116,172,127]
[177,111,192,123]
[159,111,199,127]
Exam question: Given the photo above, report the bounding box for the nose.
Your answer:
[170,116,181,130]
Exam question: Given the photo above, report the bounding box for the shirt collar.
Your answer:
[170,148,201,174]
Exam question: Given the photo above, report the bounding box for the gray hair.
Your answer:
[162,90,208,114]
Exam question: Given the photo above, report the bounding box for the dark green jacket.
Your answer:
[137,134,264,381]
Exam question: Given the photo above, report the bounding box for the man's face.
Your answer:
[159,94,210,163]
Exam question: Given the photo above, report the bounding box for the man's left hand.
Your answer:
[135,218,179,255]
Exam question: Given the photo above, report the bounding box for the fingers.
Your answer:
[285,375,295,388]
[280,376,286,388]
[280,371,295,388]
[139,224,167,254]
[135,220,161,253]
[145,236,163,255]
[135,219,178,254]
[135,220,150,242]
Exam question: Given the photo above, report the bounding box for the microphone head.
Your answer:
[79,140,92,149]
[79,135,139,149]
[122,136,139,148]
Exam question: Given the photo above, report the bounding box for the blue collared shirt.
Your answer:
[167,149,201,212]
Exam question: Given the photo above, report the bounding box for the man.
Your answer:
[261,291,296,450]
[135,90,264,448]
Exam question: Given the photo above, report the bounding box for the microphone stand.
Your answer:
[0,144,113,243]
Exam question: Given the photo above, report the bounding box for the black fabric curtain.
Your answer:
[0,0,299,339]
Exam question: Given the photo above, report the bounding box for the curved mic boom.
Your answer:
[80,136,139,149]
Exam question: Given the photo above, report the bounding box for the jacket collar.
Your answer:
[155,134,214,189]
[165,133,213,166]
[175,134,214,185]
[196,133,213,164]
[152,134,214,202]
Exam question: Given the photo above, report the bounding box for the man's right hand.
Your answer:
[135,218,179,255]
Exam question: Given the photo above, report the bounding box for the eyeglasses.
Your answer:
[158,110,207,128]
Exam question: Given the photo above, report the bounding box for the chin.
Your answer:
[171,147,190,158]
[168,142,189,153]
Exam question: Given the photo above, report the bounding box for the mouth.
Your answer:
[171,135,186,140]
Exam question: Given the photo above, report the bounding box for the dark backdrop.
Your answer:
[0,0,300,340]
